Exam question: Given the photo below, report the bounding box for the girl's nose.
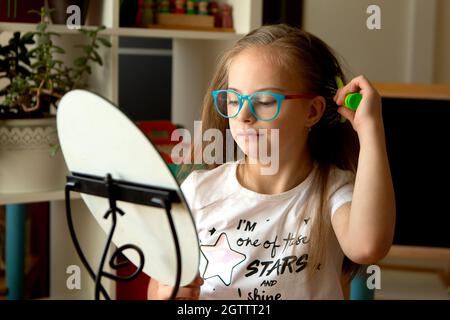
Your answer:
[236,99,255,123]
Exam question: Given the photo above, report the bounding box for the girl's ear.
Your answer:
[305,96,326,127]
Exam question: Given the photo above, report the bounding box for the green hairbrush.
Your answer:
[335,76,362,123]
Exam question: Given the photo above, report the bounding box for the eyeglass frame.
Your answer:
[211,89,317,121]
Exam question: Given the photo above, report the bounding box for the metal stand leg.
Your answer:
[5,204,26,300]
[65,173,183,300]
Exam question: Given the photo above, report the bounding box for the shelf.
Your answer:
[0,190,80,206]
[374,83,450,100]
[114,26,243,40]
[0,22,113,35]
[0,23,244,40]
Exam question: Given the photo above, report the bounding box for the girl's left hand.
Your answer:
[333,75,383,134]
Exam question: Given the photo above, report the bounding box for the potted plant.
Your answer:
[0,7,111,193]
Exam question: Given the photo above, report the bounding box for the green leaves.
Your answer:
[22,33,35,44]
[77,28,90,36]
[74,57,87,67]
[91,51,103,66]
[51,46,65,54]
[97,37,112,48]
[70,26,111,88]
[1,6,111,118]
[49,143,60,157]
[0,32,33,86]
[83,45,93,54]
[37,23,47,33]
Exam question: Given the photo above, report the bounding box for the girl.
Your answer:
[148,24,395,300]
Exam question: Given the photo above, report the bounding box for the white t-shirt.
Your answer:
[181,160,354,300]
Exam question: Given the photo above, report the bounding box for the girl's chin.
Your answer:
[237,144,272,158]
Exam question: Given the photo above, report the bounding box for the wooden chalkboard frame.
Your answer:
[375,83,450,256]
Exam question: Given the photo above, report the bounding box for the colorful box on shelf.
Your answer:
[150,13,234,32]
[136,120,182,176]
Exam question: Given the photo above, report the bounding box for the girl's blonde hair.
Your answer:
[178,24,360,283]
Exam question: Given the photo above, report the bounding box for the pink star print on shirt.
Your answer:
[200,232,246,286]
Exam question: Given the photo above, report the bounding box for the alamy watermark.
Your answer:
[66,5,82,30]
[367,5,381,30]
[171,121,280,175]
[366,264,381,290]
[66,264,81,290]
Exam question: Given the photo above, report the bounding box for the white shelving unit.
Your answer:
[0,191,79,206]
[0,21,245,38]
[0,0,262,299]
[1,0,261,132]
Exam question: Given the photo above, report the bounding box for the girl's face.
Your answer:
[227,47,324,165]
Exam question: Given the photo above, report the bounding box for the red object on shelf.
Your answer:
[135,0,144,26]
[221,3,233,29]
[137,120,178,145]
[174,0,186,14]
[137,120,181,164]
[0,0,45,23]
[116,254,150,300]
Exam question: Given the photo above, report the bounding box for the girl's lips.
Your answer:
[238,133,259,136]
[237,133,263,138]
[236,130,265,137]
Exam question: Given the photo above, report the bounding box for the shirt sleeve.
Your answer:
[180,170,197,210]
[328,168,355,218]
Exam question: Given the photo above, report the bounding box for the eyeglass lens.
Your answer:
[215,91,279,120]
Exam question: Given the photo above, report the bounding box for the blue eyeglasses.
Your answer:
[212,89,316,121]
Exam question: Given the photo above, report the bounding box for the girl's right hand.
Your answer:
[148,275,204,300]
[334,75,383,134]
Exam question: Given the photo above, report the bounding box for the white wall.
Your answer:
[303,0,450,84]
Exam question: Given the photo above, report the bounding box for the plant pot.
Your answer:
[0,118,68,194]
[46,0,90,25]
